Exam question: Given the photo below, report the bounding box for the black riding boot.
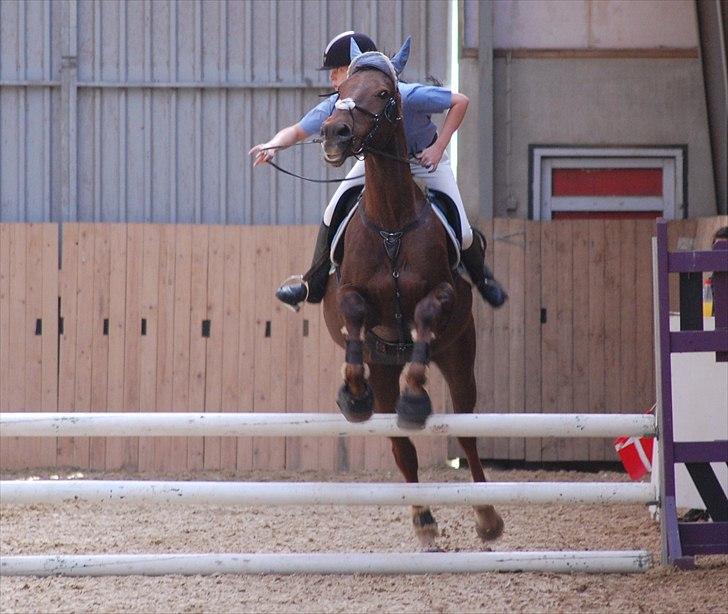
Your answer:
[275,222,333,309]
[460,228,508,308]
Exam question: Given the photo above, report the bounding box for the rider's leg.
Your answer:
[275,161,366,309]
[410,153,507,308]
[460,228,507,307]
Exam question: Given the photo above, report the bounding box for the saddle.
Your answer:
[330,187,462,268]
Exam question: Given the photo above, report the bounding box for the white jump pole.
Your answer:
[0,550,652,576]
[0,412,657,439]
[0,480,657,506]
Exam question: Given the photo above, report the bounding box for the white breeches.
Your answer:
[322,151,473,249]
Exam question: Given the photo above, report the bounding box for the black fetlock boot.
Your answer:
[460,229,508,308]
[275,222,333,310]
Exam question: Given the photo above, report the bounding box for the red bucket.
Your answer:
[614,435,654,480]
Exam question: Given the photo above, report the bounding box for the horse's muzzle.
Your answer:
[321,122,353,166]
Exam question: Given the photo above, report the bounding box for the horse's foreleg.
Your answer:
[395,282,454,429]
[336,287,373,422]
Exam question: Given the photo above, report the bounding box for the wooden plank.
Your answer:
[299,225,321,471]
[204,225,225,470]
[571,221,590,461]
[39,224,59,467]
[187,225,207,471]
[138,225,160,471]
[236,225,257,471]
[417,331,448,469]
[57,224,78,467]
[220,225,241,471]
[72,223,95,468]
[634,220,656,415]
[105,224,128,470]
[491,218,511,460]
[523,220,543,462]
[154,224,177,471]
[3,225,28,468]
[473,218,495,460]
[0,226,9,424]
[603,221,622,462]
[117,224,143,471]
[555,220,574,461]
[587,220,607,461]
[539,221,558,461]
[318,304,339,473]
[507,218,526,460]
[89,224,110,470]
[284,226,305,471]
[24,225,45,467]
[170,225,192,472]
[268,225,288,470]
[695,215,728,249]
[667,219,697,311]
[619,220,638,421]
[252,226,275,470]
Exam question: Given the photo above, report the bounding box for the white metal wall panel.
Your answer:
[0,0,59,222]
[0,0,450,224]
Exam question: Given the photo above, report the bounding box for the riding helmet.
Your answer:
[319,31,377,69]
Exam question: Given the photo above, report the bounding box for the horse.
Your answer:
[318,42,504,550]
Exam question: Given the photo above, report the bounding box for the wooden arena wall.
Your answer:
[1,217,725,473]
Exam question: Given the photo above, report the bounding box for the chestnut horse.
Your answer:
[318,50,504,549]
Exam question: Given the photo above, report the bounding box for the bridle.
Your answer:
[333,93,403,159]
[261,79,413,184]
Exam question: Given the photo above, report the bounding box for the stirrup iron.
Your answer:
[277,274,308,313]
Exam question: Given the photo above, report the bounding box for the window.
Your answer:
[530,147,686,220]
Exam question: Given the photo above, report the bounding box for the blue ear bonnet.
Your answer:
[348,36,412,82]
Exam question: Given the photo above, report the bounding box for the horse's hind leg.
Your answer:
[457,436,504,541]
[436,327,505,543]
[396,282,454,429]
[336,287,374,422]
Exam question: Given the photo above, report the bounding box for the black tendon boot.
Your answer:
[460,228,508,308]
[275,222,332,310]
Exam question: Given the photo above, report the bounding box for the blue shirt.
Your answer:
[299,82,452,156]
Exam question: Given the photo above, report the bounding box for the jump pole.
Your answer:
[0,412,658,575]
[0,551,651,576]
[0,412,657,439]
[0,480,657,506]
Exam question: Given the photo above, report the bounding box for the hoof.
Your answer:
[395,391,432,429]
[337,382,374,423]
[475,507,504,541]
[413,507,439,550]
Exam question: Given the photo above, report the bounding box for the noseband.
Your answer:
[333,94,401,157]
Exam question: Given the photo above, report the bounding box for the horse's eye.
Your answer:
[377,91,390,99]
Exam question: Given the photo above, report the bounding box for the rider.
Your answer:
[249,31,507,310]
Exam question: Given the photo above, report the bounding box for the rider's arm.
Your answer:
[249,94,337,167]
[249,123,310,167]
[417,92,469,171]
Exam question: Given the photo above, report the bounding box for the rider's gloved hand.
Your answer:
[415,143,445,173]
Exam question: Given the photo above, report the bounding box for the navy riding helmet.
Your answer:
[319,31,377,70]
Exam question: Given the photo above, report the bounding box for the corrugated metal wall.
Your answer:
[0,0,450,224]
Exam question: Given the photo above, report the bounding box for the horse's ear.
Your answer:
[349,37,364,63]
[390,36,411,74]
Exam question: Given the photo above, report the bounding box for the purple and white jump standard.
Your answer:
[655,219,728,568]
